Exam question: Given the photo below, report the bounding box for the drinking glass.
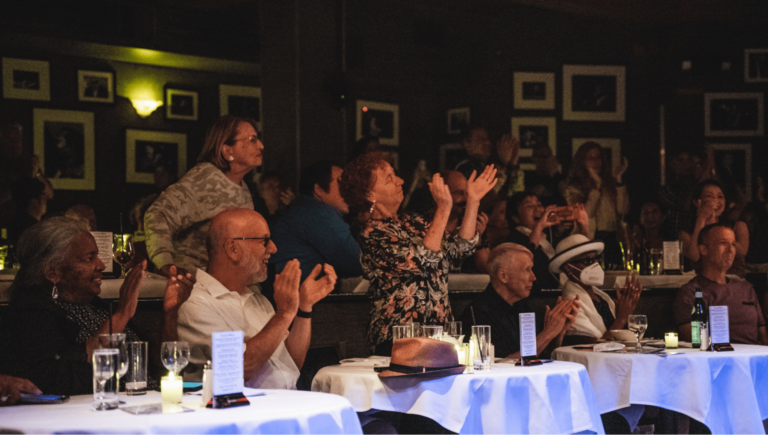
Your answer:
[125,341,148,395]
[411,322,422,337]
[112,233,135,278]
[393,325,413,342]
[471,325,491,370]
[649,249,662,275]
[422,325,443,340]
[92,348,119,410]
[628,315,648,352]
[97,333,127,393]
[161,341,190,376]
[445,321,462,336]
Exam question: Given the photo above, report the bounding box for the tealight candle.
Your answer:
[456,345,466,365]
[664,333,678,349]
[161,373,183,404]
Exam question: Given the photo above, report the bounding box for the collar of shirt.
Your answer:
[194,268,253,305]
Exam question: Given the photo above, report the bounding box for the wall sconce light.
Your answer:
[131,99,163,118]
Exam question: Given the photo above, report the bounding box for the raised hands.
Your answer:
[614,273,642,325]
[466,165,498,202]
[299,264,337,312]
[475,212,489,236]
[274,259,301,318]
[163,264,195,313]
[497,134,520,166]
[429,173,453,212]
[614,157,629,183]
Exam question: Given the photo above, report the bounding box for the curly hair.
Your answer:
[567,141,617,202]
[340,151,387,216]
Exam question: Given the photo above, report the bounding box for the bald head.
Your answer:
[207,208,268,257]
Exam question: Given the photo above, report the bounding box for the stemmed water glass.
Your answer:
[161,341,190,377]
[98,333,128,393]
[92,348,119,410]
[628,314,648,352]
[112,233,135,278]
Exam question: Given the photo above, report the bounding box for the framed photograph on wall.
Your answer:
[514,72,555,110]
[705,92,764,137]
[126,129,187,184]
[511,117,556,170]
[33,108,94,190]
[572,138,621,173]
[165,88,198,121]
[563,65,625,121]
[356,100,399,146]
[2,57,50,101]
[439,143,466,172]
[710,143,752,200]
[447,107,470,134]
[744,49,768,83]
[77,70,114,103]
[220,84,262,125]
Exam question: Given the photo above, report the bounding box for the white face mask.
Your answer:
[579,262,605,286]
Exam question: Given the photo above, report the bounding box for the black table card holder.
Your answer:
[212,392,250,409]
[518,357,543,366]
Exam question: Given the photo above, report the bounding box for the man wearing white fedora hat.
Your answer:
[549,234,642,342]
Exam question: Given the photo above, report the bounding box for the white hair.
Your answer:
[487,243,533,279]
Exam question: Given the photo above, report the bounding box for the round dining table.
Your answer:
[0,389,363,434]
[552,343,768,434]
[311,360,605,434]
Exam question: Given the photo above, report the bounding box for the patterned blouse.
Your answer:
[360,214,478,348]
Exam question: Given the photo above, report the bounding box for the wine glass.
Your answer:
[161,341,190,377]
[98,333,128,394]
[112,233,135,278]
[628,314,648,352]
[92,348,119,410]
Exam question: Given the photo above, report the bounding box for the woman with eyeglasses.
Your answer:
[548,234,641,342]
[144,115,262,278]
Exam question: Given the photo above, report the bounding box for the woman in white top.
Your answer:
[549,234,641,343]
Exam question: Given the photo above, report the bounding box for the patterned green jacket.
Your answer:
[144,162,254,272]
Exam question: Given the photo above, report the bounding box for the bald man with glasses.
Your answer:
[177,208,336,389]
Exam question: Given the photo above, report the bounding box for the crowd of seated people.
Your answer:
[5,114,768,435]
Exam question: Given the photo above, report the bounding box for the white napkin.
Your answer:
[593,342,625,352]
[339,356,390,367]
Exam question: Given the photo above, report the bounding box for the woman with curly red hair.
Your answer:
[340,152,497,355]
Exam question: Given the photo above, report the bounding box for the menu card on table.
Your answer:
[662,241,681,272]
[709,306,733,351]
[519,313,538,364]
[212,331,249,408]
[90,231,113,273]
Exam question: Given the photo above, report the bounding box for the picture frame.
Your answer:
[356,100,399,146]
[77,70,114,103]
[563,65,625,121]
[439,142,466,172]
[447,107,470,135]
[704,92,764,137]
[513,72,555,110]
[125,129,187,184]
[2,57,50,101]
[219,84,261,124]
[572,138,621,173]
[511,117,557,171]
[709,143,752,200]
[165,88,198,121]
[33,108,95,190]
[744,49,768,83]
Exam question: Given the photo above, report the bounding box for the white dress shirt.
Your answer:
[177,269,300,389]
[561,279,616,339]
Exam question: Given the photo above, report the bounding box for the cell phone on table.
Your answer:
[547,205,579,222]
[19,393,70,404]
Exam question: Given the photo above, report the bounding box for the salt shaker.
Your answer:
[202,360,213,406]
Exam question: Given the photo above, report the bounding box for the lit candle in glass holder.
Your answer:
[161,373,183,404]
[664,333,678,349]
[456,344,466,365]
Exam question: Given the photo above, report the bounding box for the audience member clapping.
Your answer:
[456,126,523,197]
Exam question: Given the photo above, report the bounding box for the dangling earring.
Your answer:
[369,200,376,214]
[229,156,235,161]
[51,284,58,299]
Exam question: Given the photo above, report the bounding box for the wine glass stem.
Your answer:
[636,333,641,351]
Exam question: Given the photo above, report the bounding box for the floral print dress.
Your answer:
[360,214,478,348]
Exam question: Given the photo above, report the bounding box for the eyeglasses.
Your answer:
[572,255,599,266]
[230,237,271,247]
[230,135,260,145]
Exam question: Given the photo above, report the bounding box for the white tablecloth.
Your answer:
[552,344,768,434]
[0,389,362,434]
[311,361,605,434]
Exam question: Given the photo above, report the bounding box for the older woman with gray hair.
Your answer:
[0,217,190,395]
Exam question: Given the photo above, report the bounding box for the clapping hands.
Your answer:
[467,165,498,202]
[299,264,337,312]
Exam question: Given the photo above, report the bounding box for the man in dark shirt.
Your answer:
[460,243,580,358]
[674,223,768,345]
